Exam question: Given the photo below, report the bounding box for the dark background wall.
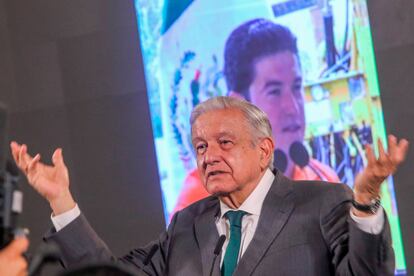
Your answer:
[0,0,165,259]
[0,0,413,273]
[367,0,414,272]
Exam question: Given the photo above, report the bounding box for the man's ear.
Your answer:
[259,137,275,170]
[228,91,246,100]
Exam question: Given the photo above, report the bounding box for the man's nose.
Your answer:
[203,144,221,166]
[281,91,301,115]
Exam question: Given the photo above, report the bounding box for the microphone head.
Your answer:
[273,149,287,173]
[214,235,226,255]
[289,141,310,168]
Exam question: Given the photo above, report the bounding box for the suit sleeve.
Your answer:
[44,212,179,276]
[320,184,394,276]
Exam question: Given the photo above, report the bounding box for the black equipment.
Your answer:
[0,102,23,249]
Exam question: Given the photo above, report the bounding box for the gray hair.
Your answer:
[190,96,274,169]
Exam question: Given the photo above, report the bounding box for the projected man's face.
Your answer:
[247,51,305,160]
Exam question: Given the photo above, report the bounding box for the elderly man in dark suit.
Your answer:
[11,96,408,275]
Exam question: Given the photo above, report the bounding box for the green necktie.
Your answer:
[222,210,247,276]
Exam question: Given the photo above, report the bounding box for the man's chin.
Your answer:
[205,184,233,197]
[209,190,229,197]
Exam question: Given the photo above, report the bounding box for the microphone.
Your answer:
[0,102,24,249]
[289,141,310,168]
[209,235,226,276]
[289,141,328,181]
[0,161,22,249]
[273,149,287,173]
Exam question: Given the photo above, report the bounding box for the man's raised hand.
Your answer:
[10,141,76,215]
[353,135,409,214]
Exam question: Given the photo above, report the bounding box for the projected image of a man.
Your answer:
[173,19,339,214]
[225,19,306,178]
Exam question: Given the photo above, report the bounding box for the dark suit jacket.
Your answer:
[45,171,394,275]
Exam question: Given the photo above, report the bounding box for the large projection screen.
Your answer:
[134,0,407,273]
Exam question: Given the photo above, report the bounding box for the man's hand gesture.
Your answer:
[353,135,409,216]
[10,141,75,215]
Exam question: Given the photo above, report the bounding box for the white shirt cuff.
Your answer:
[350,207,384,234]
[51,204,81,232]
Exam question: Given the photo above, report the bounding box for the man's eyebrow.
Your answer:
[263,80,283,89]
[261,77,303,91]
[192,132,237,144]
[192,137,204,144]
[216,132,237,139]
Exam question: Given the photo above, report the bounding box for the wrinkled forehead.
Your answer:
[190,108,251,139]
[191,107,246,125]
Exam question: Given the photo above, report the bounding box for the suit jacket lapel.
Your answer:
[194,198,221,276]
[234,171,296,276]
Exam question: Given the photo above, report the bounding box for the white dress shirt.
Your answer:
[52,168,384,262]
[215,169,274,264]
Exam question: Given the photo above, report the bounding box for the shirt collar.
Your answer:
[219,168,275,218]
